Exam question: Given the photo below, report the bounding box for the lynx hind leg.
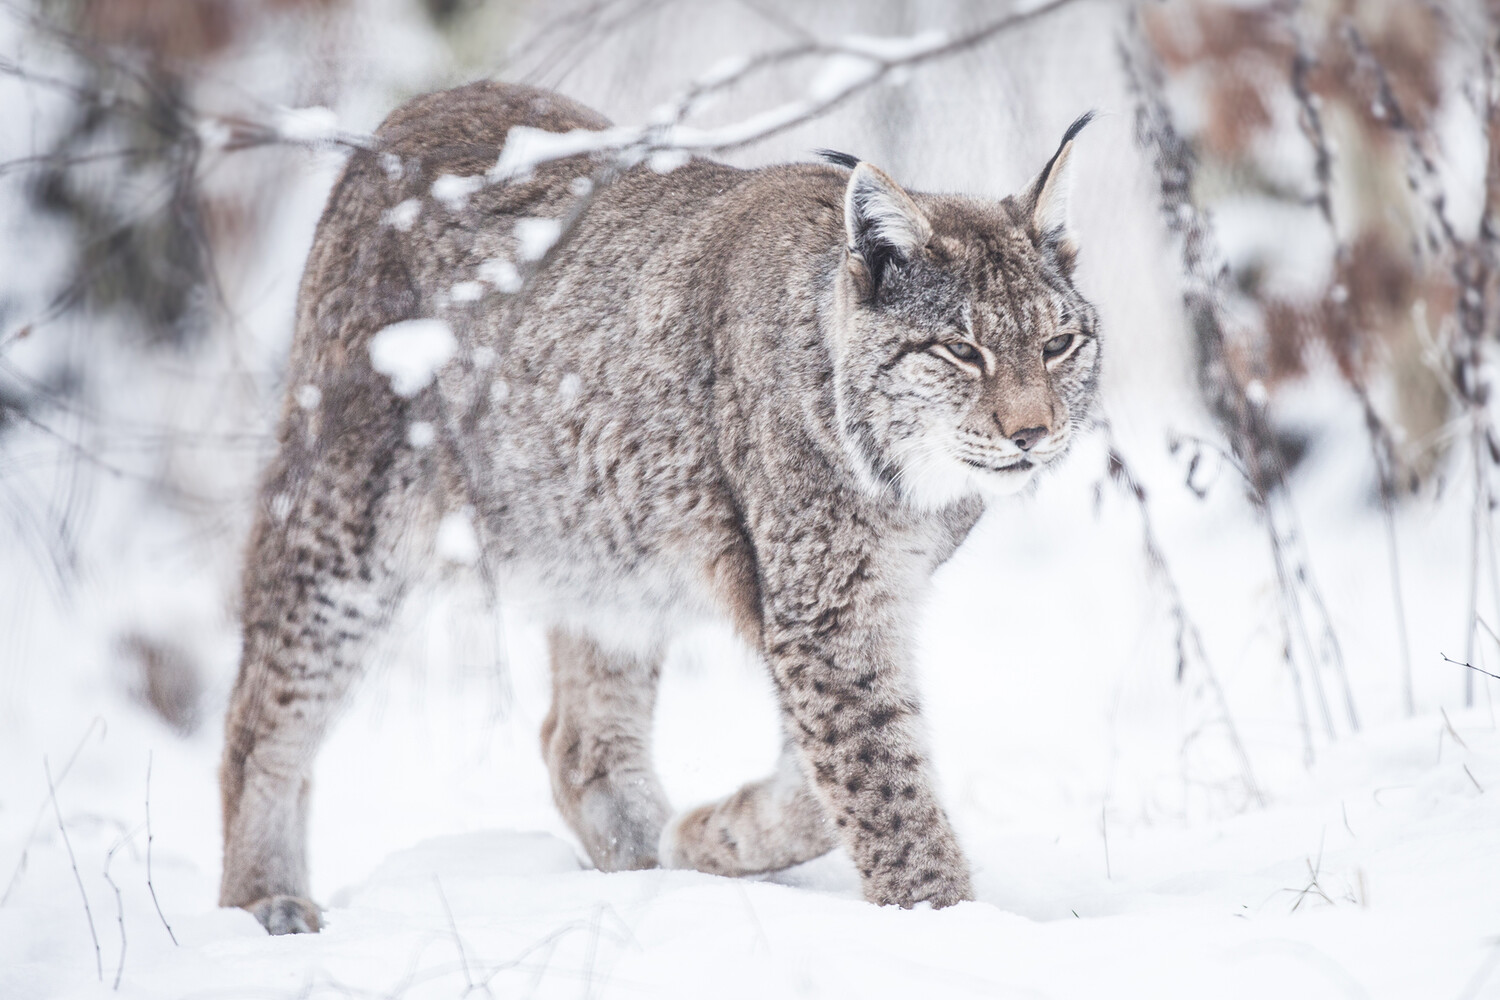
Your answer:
[661,739,837,877]
[541,629,671,872]
[220,366,433,934]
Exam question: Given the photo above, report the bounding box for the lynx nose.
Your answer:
[1009,425,1049,452]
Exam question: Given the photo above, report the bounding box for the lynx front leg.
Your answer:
[753,509,973,909]
[661,738,836,876]
[542,629,671,871]
[769,627,971,907]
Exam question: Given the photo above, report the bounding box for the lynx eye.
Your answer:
[944,341,980,363]
[1042,333,1074,359]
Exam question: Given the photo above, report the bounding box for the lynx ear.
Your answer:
[844,162,931,299]
[1023,111,1093,254]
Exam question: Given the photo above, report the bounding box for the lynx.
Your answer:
[220,80,1099,934]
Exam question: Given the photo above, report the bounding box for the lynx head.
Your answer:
[826,115,1100,510]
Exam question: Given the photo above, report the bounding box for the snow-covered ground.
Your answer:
[2,419,1497,998]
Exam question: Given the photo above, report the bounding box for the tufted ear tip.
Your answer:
[1025,111,1094,249]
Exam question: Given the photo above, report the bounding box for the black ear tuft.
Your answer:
[818,149,861,169]
[1023,110,1094,252]
[1058,111,1095,150]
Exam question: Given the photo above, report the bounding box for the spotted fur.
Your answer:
[219,81,1099,931]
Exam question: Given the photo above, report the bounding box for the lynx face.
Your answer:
[829,118,1100,510]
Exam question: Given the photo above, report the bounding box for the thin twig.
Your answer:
[44,756,102,982]
[103,831,135,990]
[1442,652,1500,682]
[434,876,487,998]
[1443,706,1471,750]
[1,717,105,907]
[1101,802,1112,880]
[145,753,177,946]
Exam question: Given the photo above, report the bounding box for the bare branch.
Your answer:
[1441,652,1500,683]
[1121,5,1360,744]
[145,753,177,946]
[103,831,135,990]
[44,756,102,982]
[1,718,105,907]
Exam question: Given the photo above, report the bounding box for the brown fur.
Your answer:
[220,81,1099,931]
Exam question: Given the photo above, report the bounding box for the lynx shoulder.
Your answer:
[220,80,1099,933]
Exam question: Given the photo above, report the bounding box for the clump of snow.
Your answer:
[837,30,948,61]
[381,198,421,231]
[513,217,562,262]
[294,384,321,410]
[490,125,641,182]
[472,345,496,370]
[568,176,593,197]
[809,53,882,102]
[407,420,435,449]
[368,319,457,397]
[431,174,483,212]
[379,152,404,180]
[695,53,752,89]
[648,148,692,174]
[449,280,484,303]
[477,257,523,293]
[436,509,480,565]
[275,105,340,143]
[648,101,682,127]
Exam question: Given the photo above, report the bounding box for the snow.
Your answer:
[695,54,753,90]
[478,256,524,293]
[368,319,457,397]
[407,420,436,449]
[514,217,563,262]
[809,54,882,103]
[648,148,692,174]
[435,509,480,565]
[490,125,641,182]
[4,525,1499,998]
[448,280,484,303]
[431,174,483,212]
[274,105,342,143]
[382,198,422,231]
[837,30,949,62]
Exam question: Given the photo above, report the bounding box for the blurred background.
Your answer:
[0,0,1496,971]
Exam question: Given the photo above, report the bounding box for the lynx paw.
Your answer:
[574,780,667,873]
[871,861,973,910]
[245,894,322,935]
[657,804,724,874]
